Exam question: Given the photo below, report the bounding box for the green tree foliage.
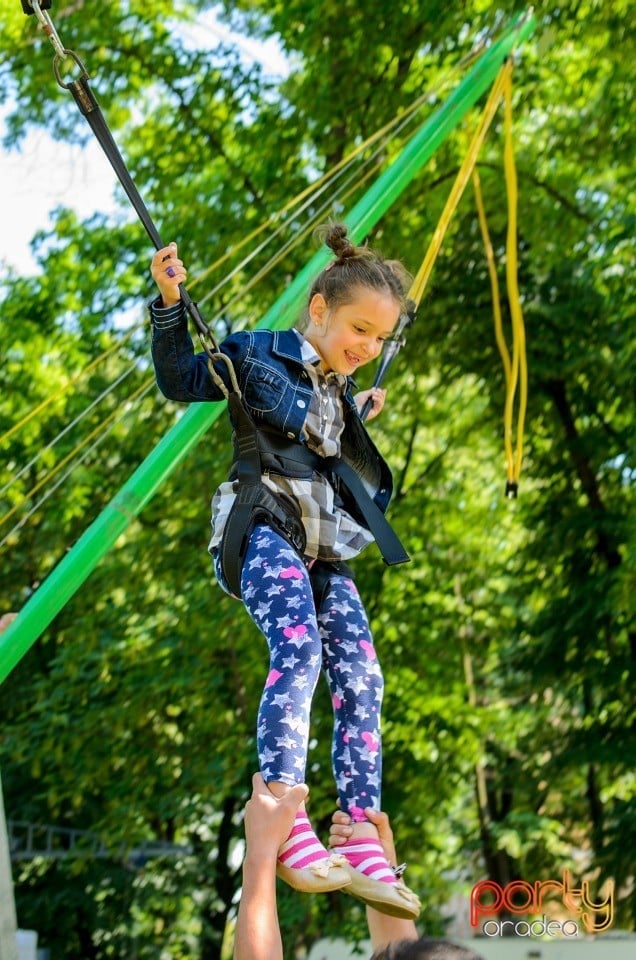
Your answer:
[0,1,633,957]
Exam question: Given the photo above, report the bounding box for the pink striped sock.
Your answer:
[277,812,333,871]
[339,837,397,885]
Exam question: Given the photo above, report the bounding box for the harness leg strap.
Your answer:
[220,483,306,598]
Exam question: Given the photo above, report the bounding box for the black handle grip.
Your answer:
[22,1,52,14]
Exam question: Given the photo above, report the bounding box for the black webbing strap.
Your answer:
[219,482,306,597]
[256,432,410,566]
[323,457,410,565]
[309,559,355,609]
[21,0,51,11]
[61,73,210,342]
[68,79,161,247]
[359,301,416,421]
[24,1,209,333]
[219,395,306,597]
[228,394,262,484]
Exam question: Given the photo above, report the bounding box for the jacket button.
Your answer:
[297,400,306,408]
[287,432,295,439]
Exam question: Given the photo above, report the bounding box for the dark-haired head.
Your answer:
[301,223,412,375]
[371,937,486,960]
[305,222,412,322]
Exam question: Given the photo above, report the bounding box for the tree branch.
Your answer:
[543,376,621,570]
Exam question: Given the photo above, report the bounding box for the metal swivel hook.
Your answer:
[25,1,67,62]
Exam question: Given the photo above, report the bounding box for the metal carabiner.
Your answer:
[204,346,242,400]
[27,1,89,90]
[53,49,90,91]
[29,1,67,61]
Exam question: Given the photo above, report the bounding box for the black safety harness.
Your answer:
[220,391,410,599]
[219,394,307,596]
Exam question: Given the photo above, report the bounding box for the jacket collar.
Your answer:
[271,328,304,363]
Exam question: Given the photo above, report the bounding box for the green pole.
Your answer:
[0,11,536,684]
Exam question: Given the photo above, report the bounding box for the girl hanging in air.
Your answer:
[149,223,420,919]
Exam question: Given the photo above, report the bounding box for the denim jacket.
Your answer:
[149,298,394,516]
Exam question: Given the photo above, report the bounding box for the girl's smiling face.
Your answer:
[305,287,400,375]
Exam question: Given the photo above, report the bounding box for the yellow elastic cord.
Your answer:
[472,66,526,496]
[189,77,457,296]
[191,33,492,297]
[1,70,460,451]
[1,47,507,477]
[409,60,512,310]
[406,57,526,495]
[473,169,515,485]
[503,66,527,495]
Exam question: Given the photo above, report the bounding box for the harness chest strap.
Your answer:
[254,430,410,566]
[325,456,410,564]
[221,392,410,592]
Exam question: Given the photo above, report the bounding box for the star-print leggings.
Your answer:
[216,523,384,819]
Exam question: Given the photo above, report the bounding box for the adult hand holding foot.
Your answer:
[269,777,351,894]
[330,806,421,943]
[234,773,308,960]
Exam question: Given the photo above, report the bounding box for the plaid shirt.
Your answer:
[209,334,374,561]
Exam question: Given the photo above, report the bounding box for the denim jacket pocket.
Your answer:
[242,364,288,416]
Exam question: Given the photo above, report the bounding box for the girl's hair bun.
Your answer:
[300,220,412,329]
[324,223,356,261]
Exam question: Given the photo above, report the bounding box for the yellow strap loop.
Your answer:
[406,58,526,494]
[472,65,526,495]
[503,66,527,494]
